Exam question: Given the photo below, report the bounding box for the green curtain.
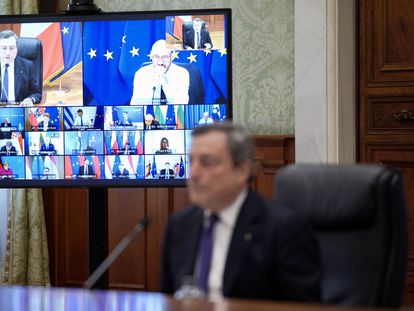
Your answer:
[0,0,50,286]
[0,0,38,14]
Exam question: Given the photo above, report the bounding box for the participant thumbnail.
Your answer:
[0,107,24,132]
[143,105,185,130]
[144,130,185,155]
[0,156,24,179]
[103,106,144,130]
[0,132,25,155]
[26,132,63,155]
[63,106,104,130]
[64,155,104,179]
[185,104,227,129]
[27,107,61,131]
[165,15,226,51]
[144,154,186,179]
[104,130,143,155]
[64,131,104,155]
[26,155,64,179]
[104,155,146,179]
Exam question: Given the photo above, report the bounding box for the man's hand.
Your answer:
[204,43,212,49]
[21,98,34,107]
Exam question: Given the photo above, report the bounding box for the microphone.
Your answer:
[151,86,156,106]
[83,217,150,289]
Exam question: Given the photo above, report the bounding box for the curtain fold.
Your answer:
[0,0,50,286]
[0,0,38,14]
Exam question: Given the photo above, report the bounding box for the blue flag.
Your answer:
[136,155,145,179]
[31,155,44,179]
[165,105,176,126]
[151,155,157,177]
[50,22,82,83]
[83,20,165,106]
[179,156,185,177]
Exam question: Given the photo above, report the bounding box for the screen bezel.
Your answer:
[0,8,232,188]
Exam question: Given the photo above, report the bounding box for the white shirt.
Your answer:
[130,63,189,105]
[73,115,92,126]
[1,62,15,101]
[197,190,248,301]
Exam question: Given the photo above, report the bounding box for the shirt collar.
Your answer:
[204,189,248,228]
[2,62,14,70]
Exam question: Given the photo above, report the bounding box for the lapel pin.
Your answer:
[244,233,252,242]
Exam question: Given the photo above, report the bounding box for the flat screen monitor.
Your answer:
[0,8,231,187]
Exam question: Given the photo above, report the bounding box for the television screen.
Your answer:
[0,9,231,187]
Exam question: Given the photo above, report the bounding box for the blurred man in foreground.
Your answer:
[161,123,321,302]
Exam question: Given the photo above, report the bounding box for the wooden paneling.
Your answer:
[44,135,294,291]
[365,0,414,86]
[359,0,414,303]
[43,188,88,287]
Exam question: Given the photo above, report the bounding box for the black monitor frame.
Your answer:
[0,8,232,188]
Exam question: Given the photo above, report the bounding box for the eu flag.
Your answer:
[151,155,157,177]
[50,22,82,83]
[83,20,165,106]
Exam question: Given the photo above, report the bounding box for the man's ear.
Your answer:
[238,160,253,183]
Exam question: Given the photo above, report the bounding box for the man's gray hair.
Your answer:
[191,122,255,168]
[0,30,18,43]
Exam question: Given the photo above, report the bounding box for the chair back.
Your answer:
[17,37,43,88]
[182,20,206,35]
[273,164,408,307]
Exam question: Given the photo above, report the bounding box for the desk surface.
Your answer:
[0,286,396,311]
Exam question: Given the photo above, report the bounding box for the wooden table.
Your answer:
[0,286,397,311]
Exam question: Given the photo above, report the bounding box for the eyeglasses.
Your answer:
[152,54,170,62]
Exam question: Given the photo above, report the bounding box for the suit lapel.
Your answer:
[222,190,263,295]
[176,207,203,281]
[14,58,23,100]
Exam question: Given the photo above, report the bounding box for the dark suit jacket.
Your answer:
[183,28,213,49]
[0,145,17,154]
[113,168,129,178]
[159,168,175,179]
[78,164,94,176]
[2,56,42,103]
[40,143,56,153]
[161,190,321,301]
[119,118,133,126]
[0,122,11,128]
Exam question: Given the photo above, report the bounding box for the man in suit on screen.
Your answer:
[159,162,175,179]
[37,113,56,131]
[0,30,42,106]
[39,136,56,154]
[0,140,16,155]
[183,18,213,50]
[130,40,189,105]
[161,123,321,302]
[78,158,94,177]
[113,163,129,179]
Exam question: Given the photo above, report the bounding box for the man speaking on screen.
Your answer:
[161,123,321,302]
[0,30,42,106]
[130,39,189,105]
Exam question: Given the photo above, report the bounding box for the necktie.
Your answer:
[198,214,219,293]
[80,117,83,126]
[196,31,200,48]
[1,64,9,101]
[160,86,167,104]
